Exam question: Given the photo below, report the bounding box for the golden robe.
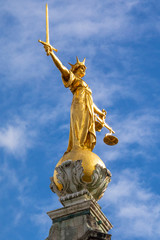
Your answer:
[62,71,96,152]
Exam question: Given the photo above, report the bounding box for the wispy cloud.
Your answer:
[0,162,31,200]
[95,110,160,161]
[0,0,159,85]
[51,0,158,41]
[117,112,159,146]
[31,195,61,239]
[100,169,160,239]
[0,161,34,228]
[0,121,35,158]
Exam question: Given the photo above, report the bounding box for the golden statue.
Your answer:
[39,4,118,152]
[39,4,118,193]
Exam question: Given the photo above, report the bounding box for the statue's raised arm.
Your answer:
[38,3,69,80]
[44,45,70,80]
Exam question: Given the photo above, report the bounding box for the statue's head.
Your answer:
[69,57,86,77]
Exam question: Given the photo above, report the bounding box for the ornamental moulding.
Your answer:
[50,160,111,201]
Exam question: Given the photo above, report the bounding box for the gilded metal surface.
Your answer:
[103,134,118,146]
[38,4,57,53]
[51,159,111,201]
[53,149,106,190]
[46,3,49,44]
[95,121,103,132]
[39,5,118,152]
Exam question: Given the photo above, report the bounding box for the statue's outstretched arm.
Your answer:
[44,45,70,80]
[93,103,106,118]
[93,104,114,133]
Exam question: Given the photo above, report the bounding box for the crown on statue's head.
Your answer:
[69,57,86,73]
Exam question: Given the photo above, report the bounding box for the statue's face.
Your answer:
[75,65,86,78]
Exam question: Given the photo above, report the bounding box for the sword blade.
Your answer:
[46,3,49,44]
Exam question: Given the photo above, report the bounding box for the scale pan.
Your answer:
[95,121,103,132]
[103,134,118,146]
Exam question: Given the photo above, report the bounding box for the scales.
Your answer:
[95,113,118,146]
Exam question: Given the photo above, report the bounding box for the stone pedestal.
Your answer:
[45,199,112,240]
[46,154,113,240]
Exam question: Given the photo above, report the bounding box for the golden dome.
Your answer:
[53,149,106,191]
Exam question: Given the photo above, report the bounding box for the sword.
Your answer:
[38,3,58,54]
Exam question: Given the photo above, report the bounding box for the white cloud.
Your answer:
[0,162,33,226]
[100,169,160,239]
[116,112,159,148]
[0,122,35,157]
[31,195,61,238]
[50,0,158,42]
[13,211,23,225]
[95,110,160,161]
[0,162,30,195]
[0,0,159,86]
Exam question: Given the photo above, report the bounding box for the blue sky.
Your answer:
[0,0,160,239]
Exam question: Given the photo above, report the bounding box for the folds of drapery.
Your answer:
[61,72,96,152]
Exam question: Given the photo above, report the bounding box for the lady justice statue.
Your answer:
[46,54,106,153]
[39,4,118,202]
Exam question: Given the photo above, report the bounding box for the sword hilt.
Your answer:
[38,40,58,53]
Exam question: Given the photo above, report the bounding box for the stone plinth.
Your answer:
[46,153,113,239]
[45,199,112,240]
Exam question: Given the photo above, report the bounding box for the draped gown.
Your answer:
[62,71,96,153]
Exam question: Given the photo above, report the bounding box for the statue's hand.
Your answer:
[97,109,107,128]
[44,44,52,56]
[100,109,107,119]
